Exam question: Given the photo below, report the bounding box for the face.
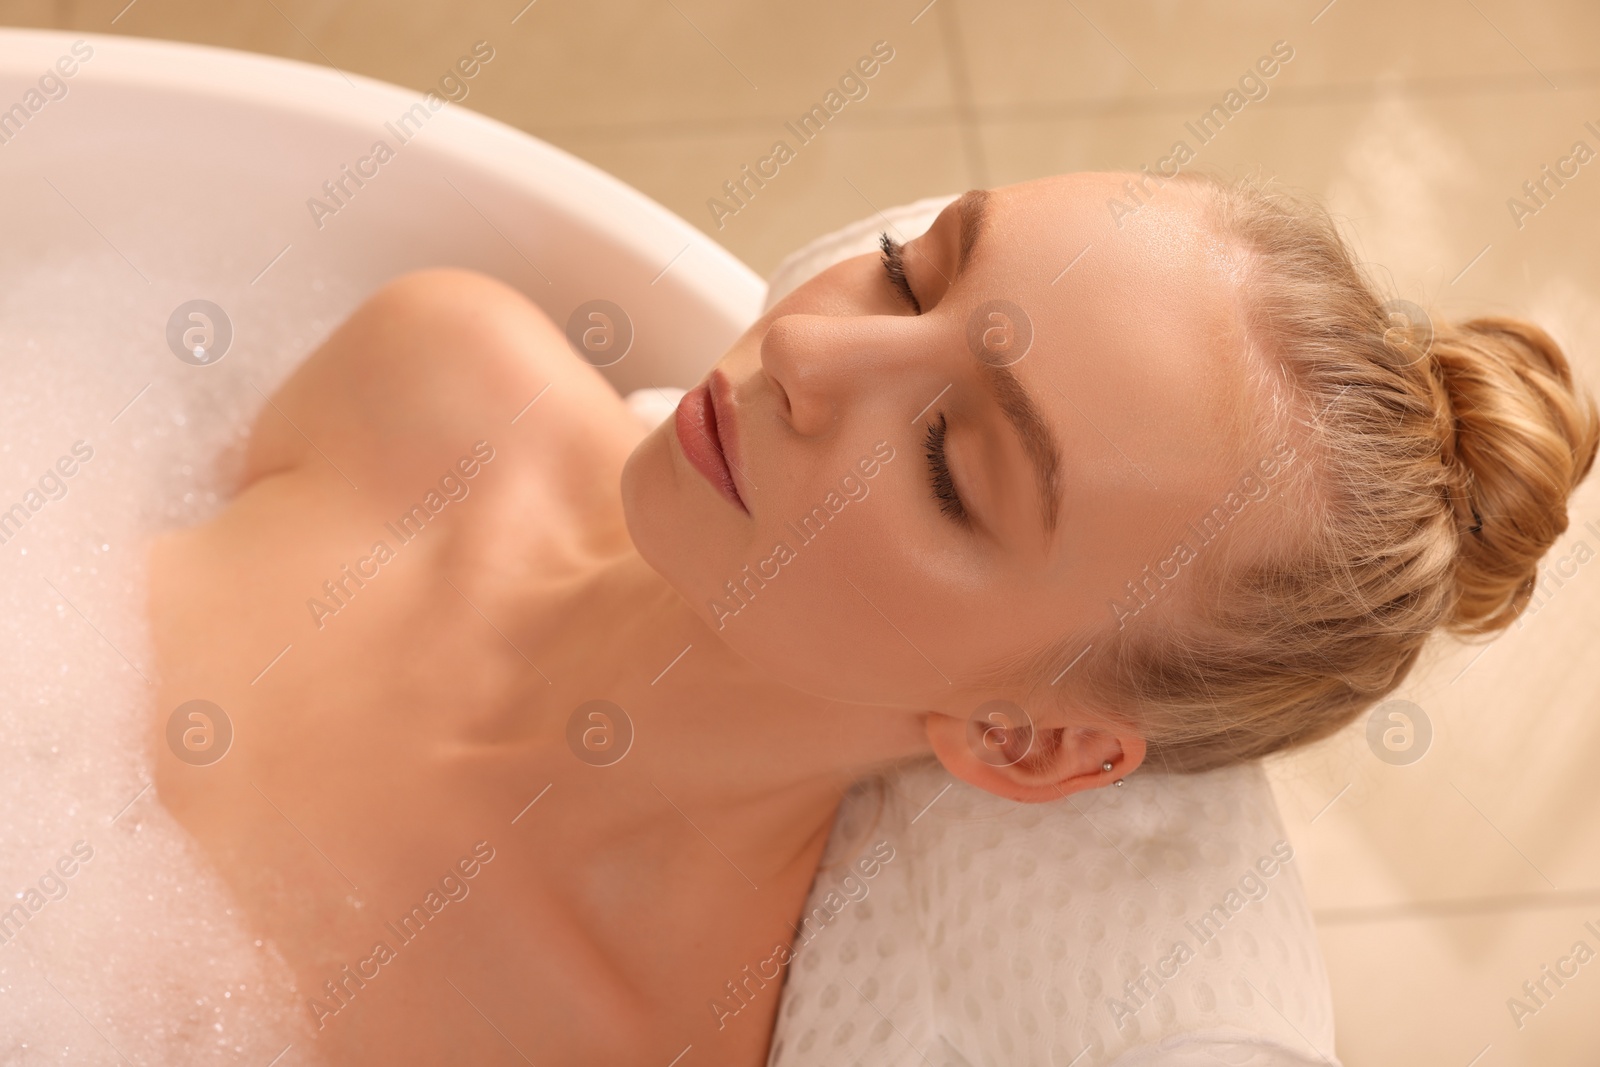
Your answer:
[622,172,1265,718]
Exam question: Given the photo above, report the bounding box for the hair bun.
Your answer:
[1427,315,1599,632]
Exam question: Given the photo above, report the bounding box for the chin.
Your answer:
[619,421,678,567]
[620,420,742,624]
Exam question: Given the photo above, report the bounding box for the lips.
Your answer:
[674,370,748,514]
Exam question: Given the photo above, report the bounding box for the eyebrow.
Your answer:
[952,189,1064,537]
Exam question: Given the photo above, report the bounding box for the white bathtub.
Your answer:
[0,27,763,1064]
[0,27,765,395]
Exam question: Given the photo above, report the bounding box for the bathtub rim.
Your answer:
[0,25,767,342]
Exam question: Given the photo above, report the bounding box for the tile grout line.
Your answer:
[1314,884,1600,926]
[530,65,1600,145]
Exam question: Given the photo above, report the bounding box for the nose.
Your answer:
[759,312,937,437]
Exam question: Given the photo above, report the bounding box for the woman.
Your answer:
[147,170,1597,1065]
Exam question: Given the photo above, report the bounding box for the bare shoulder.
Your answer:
[238,268,645,510]
[144,269,652,769]
[146,269,648,669]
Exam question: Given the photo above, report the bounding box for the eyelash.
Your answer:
[882,233,962,524]
[878,232,921,314]
[924,412,968,525]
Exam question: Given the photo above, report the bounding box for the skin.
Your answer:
[147,172,1264,1066]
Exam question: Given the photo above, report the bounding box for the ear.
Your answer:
[925,710,1146,804]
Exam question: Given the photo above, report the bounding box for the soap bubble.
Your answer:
[166,299,234,365]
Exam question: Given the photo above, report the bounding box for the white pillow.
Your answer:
[767,760,1340,1067]
[763,193,960,312]
[624,385,688,429]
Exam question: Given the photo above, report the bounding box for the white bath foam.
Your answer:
[0,246,364,1065]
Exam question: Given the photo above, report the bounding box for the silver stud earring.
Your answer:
[1114,779,1125,787]
[1101,761,1114,772]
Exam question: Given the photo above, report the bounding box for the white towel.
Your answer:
[625,385,687,428]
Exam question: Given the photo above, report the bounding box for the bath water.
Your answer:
[0,247,360,1066]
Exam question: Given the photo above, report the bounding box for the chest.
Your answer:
[142,455,790,1066]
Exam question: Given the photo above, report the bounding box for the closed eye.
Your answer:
[879,232,921,314]
[924,412,968,525]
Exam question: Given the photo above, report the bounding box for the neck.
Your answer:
[519,543,932,884]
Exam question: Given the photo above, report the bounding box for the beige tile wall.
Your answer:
[11,1,1600,1063]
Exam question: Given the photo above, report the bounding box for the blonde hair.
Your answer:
[1053,171,1599,774]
